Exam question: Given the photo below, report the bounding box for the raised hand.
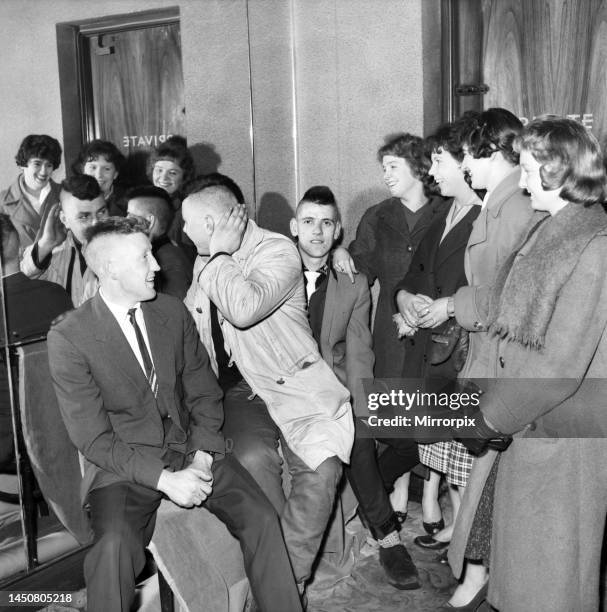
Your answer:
[209,204,248,256]
[38,203,68,260]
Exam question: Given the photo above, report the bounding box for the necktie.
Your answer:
[304,270,321,304]
[127,308,158,397]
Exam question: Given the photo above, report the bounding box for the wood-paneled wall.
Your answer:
[480,0,607,142]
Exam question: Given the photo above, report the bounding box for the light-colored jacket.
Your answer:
[21,233,98,307]
[185,220,354,470]
[0,176,61,249]
[454,169,533,380]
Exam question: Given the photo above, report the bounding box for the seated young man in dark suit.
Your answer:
[126,185,193,299]
[47,218,302,612]
[290,186,420,591]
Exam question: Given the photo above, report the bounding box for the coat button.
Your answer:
[419,264,424,271]
[528,421,537,431]
[473,321,484,330]
[436,286,442,295]
[407,245,413,252]
[196,307,202,313]
[276,378,285,385]
[499,356,505,368]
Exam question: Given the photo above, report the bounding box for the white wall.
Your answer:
[0,0,439,239]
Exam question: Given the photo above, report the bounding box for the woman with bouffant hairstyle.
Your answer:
[449,117,607,611]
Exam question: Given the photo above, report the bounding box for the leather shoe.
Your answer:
[379,544,420,590]
[423,517,444,535]
[439,583,488,611]
[414,534,450,550]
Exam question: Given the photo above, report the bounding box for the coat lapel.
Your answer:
[92,294,148,392]
[320,273,338,367]
[142,300,182,425]
[435,206,481,268]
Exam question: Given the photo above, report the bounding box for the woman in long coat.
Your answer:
[451,116,607,611]
[419,108,534,608]
[394,115,481,536]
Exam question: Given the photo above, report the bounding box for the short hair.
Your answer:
[147,135,195,187]
[296,185,341,222]
[377,133,434,195]
[126,185,175,233]
[84,217,149,275]
[15,134,62,169]
[61,174,102,201]
[427,112,481,162]
[184,172,245,203]
[0,213,19,263]
[72,139,125,174]
[84,216,148,245]
[515,116,607,207]
[465,107,523,165]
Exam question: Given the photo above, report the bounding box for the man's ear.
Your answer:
[333,220,342,242]
[147,213,157,233]
[289,218,299,238]
[204,215,215,235]
[58,208,68,228]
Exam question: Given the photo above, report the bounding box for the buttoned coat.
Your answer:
[349,196,446,378]
[0,177,61,249]
[47,292,225,502]
[396,200,480,380]
[450,209,607,611]
[319,272,374,418]
[454,169,534,380]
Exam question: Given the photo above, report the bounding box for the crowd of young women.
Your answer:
[337,110,607,611]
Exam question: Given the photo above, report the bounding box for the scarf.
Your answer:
[487,203,607,349]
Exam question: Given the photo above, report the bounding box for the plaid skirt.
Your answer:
[418,440,474,487]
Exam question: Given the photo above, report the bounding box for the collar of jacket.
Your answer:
[486,168,524,219]
[487,202,607,349]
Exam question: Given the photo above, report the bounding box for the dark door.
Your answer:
[57,8,185,182]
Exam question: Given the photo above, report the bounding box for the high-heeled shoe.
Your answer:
[440,583,488,611]
[422,517,444,535]
[413,534,450,550]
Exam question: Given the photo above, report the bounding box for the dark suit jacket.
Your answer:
[47,292,224,501]
[153,236,193,300]
[319,273,374,417]
[395,201,481,379]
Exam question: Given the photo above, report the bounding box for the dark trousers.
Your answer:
[222,380,342,584]
[85,454,302,612]
[345,418,419,539]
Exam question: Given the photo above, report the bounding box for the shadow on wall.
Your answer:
[189,142,222,175]
[341,186,386,245]
[257,192,294,237]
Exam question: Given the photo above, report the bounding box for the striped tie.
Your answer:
[127,308,158,396]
